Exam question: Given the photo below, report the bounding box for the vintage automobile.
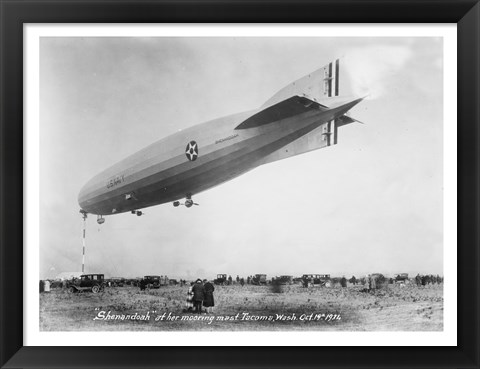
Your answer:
[142,275,161,289]
[108,277,125,287]
[67,274,105,293]
[214,274,227,285]
[275,275,293,285]
[394,273,409,284]
[301,274,331,287]
[123,278,141,287]
[251,274,267,285]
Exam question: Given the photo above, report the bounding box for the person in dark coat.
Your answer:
[192,279,205,313]
[415,274,422,287]
[203,279,215,313]
[350,276,357,285]
[302,276,309,288]
[421,275,427,286]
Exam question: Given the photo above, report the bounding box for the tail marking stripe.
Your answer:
[335,59,340,96]
[328,62,333,97]
[334,119,338,144]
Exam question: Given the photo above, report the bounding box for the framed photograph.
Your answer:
[1,1,479,368]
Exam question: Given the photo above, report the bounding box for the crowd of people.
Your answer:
[220,275,250,285]
[414,274,443,286]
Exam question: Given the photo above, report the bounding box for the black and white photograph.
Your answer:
[37,33,446,334]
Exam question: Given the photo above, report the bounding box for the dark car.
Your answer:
[301,274,331,287]
[276,275,293,285]
[394,273,409,283]
[214,274,227,285]
[67,274,105,293]
[142,275,161,289]
[108,277,125,287]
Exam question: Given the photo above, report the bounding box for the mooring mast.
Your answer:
[79,210,88,273]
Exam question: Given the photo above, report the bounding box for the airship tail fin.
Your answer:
[255,96,365,166]
[235,95,327,130]
[262,58,344,109]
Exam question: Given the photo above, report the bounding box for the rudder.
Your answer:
[262,58,342,108]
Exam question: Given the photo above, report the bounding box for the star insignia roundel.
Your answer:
[185,141,199,161]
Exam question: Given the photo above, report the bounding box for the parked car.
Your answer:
[214,274,227,285]
[301,274,331,287]
[108,277,125,287]
[67,274,105,293]
[142,275,160,289]
[394,273,409,284]
[276,275,293,285]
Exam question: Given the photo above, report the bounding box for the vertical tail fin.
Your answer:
[262,58,343,108]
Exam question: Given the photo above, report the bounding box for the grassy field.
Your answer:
[40,283,443,331]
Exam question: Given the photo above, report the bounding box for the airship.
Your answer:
[78,59,364,224]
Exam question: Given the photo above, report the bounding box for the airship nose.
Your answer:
[78,176,96,213]
[78,182,89,211]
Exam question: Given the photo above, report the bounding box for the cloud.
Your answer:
[343,45,413,99]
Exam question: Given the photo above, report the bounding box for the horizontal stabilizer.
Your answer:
[337,114,365,127]
[235,96,327,130]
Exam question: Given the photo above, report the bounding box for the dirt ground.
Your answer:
[39,283,443,331]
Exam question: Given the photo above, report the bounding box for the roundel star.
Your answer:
[185,141,199,161]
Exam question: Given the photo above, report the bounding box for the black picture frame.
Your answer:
[1,1,479,368]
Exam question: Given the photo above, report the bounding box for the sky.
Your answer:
[39,37,443,280]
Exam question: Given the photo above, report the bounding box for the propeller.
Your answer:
[173,200,199,207]
[185,199,199,208]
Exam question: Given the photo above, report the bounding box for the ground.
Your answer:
[39,283,443,331]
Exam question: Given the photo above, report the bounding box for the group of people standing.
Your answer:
[185,279,215,313]
[415,274,443,286]
[223,275,246,286]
